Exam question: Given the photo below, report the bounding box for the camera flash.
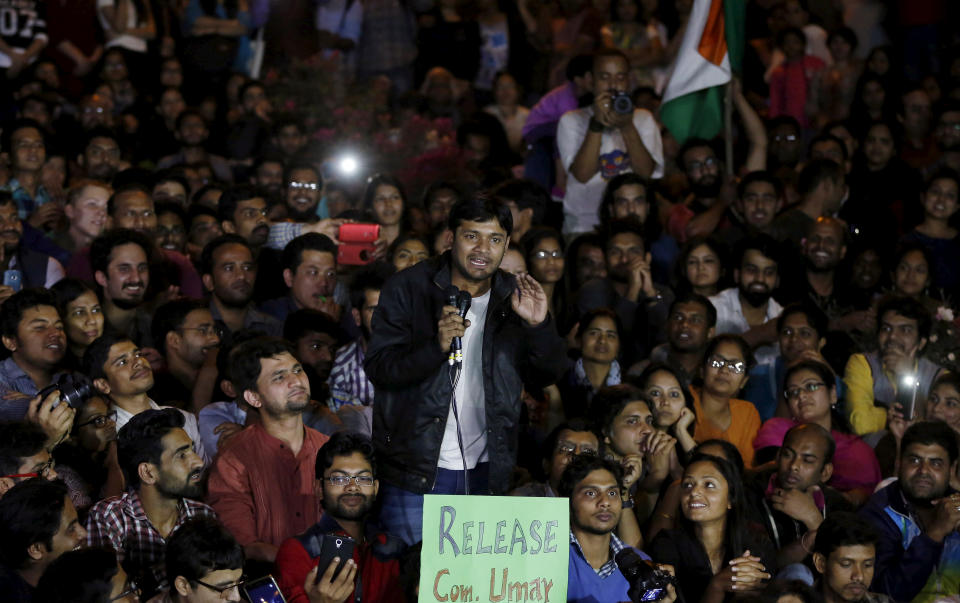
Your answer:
[338,155,358,175]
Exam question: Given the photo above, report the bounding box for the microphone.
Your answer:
[443,286,472,365]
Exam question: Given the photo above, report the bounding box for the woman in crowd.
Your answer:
[754,360,881,501]
[927,373,960,435]
[363,174,409,247]
[522,226,569,328]
[890,242,940,311]
[389,233,431,272]
[484,72,529,154]
[691,335,761,467]
[649,453,775,603]
[640,362,697,459]
[901,170,960,294]
[52,278,105,371]
[557,308,622,418]
[500,241,527,275]
[674,236,728,298]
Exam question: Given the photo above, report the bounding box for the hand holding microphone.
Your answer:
[439,286,472,364]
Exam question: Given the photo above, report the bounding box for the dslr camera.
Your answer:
[610,90,634,115]
[37,374,94,410]
[615,548,678,602]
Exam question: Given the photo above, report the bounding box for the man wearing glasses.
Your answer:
[275,432,405,603]
[284,164,324,224]
[0,421,58,498]
[150,299,222,413]
[510,418,600,498]
[162,517,245,602]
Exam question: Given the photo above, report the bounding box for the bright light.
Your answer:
[338,155,359,175]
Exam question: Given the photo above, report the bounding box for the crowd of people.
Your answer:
[1,0,960,601]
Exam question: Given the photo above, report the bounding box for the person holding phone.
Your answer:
[275,432,405,603]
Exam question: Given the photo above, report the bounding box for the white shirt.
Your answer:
[708,287,783,366]
[557,106,663,235]
[113,398,209,465]
[438,290,491,470]
[98,0,148,53]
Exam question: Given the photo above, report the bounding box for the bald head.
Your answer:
[777,423,835,491]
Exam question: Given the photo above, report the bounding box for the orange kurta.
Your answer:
[690,386,761,468]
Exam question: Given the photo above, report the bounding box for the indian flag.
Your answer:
[660,0,745,144]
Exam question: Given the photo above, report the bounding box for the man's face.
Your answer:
[97,243,149,308]
[736,249,778,308]
[769,124,802,166]
[286,168,321,221]
[803,221,846,273]
[683,146,721,198]
[15,447,58,481]
[241,85,267,114]
[180,568,244,603]
[276,124,305,157]
[42,497,87,565]
[295,331,338,382]
[592,56,629,94]
[606,400,656,457]
[778,312,822,362]
[450,219,509,284]
[171,309,220,368]
[82,136,120,180]
[0,201,23,253]
[547,430,599,488]
[99,341,154,396]
[158,89,186,123]
[901,90,932,136]
[112,191,158,235]
[570,469,622,536]
[899,442,953,502]
[816,545,876,603]
[226,197,269,245]
[575,245,607,286]
[205,243,255,308]
[776,429,832,491]
[876,311,924,361]
[189,214,223,250]
[935,110,960,149]
[178,115,209,147]
[667,301,712,352]
[864,123,895,169]
[739,180,780,229]
[427,190,457,228]
[156,211,186,252]
[321,451,379,521]
[11,126,45,172]
[610,183,649,222]
[65,185,109,240]
[80,95,113,130]
[285,250,337,311]
[250,352,310,417]
[153,180,188,206]
[605,232,644,283]
[154,428,204,500]
[3,305,66,370]
[359,289,379,336]
[253,161,284,196]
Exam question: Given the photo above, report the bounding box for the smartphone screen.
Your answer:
[897,375,919,421]
[315,534,356,583]
[244,575,287,603]
[3,270,22,293]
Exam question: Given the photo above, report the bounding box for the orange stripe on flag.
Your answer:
[697,0,727,66]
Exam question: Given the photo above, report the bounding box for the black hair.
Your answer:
[738,170,783,201]
[362,173,407,212]
[692,439,745,476]
[638,363,695,428]
[200,233,253,277]
[734,233,783,269]
[491,178,550,224]
[348,262,393,310]
[557,454,624,498]
[422,180,462,211]
[175,108,207,132]
[813,512,878,558]
[283,309,346,344]
[447,196,513,237]
[0,189,15,212]
[83,126,120,151]
[0,478,69,569]
[808,133,849,163]
[603,216,646,253]
[152,169,190,197]
[679,453,749,565]
[673,236,730,293]
[82,331,134,382]
[598,173,662,243]
[89,228,152,277]
[876,295,932,340]
[797,159,845,197]
[776,301,829,338]
[165,517,245,585]
[34,547,119,603]
[238,79,265,101]
[782,422,836,466]
[924,167,960,197]
[565,54,593,82]
[155,200,187,228]
[577,307,623,348]
[703,334,756,373]
[0,421,48,476]
[117,408,186,489]
[521,226,565,265]
[282,233,337,274]
[785,358,853,434]
[900,421,959,465]
[228,336,297,399]
[51,278,98,319]
[827,26,858,51]
[540,418,599,466]
[388,232,431,267]
[217,184,265,224]
[565,232,608,290]
[776,26,807,48]
[0,288,59,339]
[668,291,718,329]
[1,117,45,154]
[590,383,647,438]
[314,431,377,479]
[107,181,152,217]
[592,48,629,73]
[151,298,208,356]
[677,138,717,172]
[192,183,226,207]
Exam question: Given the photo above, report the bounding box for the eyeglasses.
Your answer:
[5,458,59,481]
[289,181,319,190]
[178,325,223,338]
[196,576,246,599]
[532,250,563,260]
[77,411,118,429]
[109,580,141,601]
[772,134,798,142]
[239,207,269,220]
[687,157,718,172]
[556,442,598,457]
[784,381,826,400]
[708,356,746,375]
[325,474,376,487]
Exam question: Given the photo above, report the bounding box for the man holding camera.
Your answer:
[556,48,663,236]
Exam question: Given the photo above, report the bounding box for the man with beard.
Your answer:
[284,164,324,223]
[157,111,233,183]
[771,159,846,252]
[844,297,945,436]
[261,233,344,324]
[812,513,891,603]
[717,171,784,249]
[283,309,349,411]
[275,432,406,603]
[365,197,565,544]
[86,409,215,599]
[200,234,281,345]
[859,421,960,601]
[632,293,716,385]
[709,235,784,366]
[0,193,65,290]
[250,157,285,201]
[207,337,330,563]
[54,180,110,257]
[149,299,221,412]
[76,128,122,182]
[576,218,672,365]
[90,229,156,350]
[666,139,729,243]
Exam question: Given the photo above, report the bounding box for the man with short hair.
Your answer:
[709,235,784,365]
[250,158,285,200]
[261,233,342,322]
[149,299,221,411]
[185,205,222,263]
[0,193,65,288]
[56,180,110,256]
[163,517,246,603]
[155,202,188,254]
[844,297,945,435]
[788,217,851,316]
[1,119,54,227]
[225,80,272,162]
[557,49,663,235]
[86,408,215,599]
[859,421,960,601]
[90,229,155,348]
[812,513,890,603]
[491,179,550,242]
[275,432,405,603]
[284,164,324,222]
[771,159,846,251]
[666,138,729,243]
[717,171,784,248]
[77,128,122,182]
[157,111,233,183]
[218,185,270,247]
[283,309,349,412]
[0,421,58,496]
[510,418,600,498]
[206,337,330,562]
[633,292,716,385]
[0,479,87,600]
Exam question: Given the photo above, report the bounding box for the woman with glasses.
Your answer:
[53,396,125,518]
[521,226,570,331]
[691,335,761,467]
[754,360,881,501]
[52,278,106,371]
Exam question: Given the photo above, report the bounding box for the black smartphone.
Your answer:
[897,374,919,421]
[314,534,356,584]
[243,575,287,603]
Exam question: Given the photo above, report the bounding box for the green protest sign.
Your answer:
[418,495,569,603]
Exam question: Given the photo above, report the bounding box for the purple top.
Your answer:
[522,81,579,140]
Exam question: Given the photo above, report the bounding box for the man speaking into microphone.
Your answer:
[365,196,566,544]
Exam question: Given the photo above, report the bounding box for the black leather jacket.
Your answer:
[364,253,566,494]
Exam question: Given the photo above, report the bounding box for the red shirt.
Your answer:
[207,424,329,548]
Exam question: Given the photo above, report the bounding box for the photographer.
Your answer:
[557,48,663,236]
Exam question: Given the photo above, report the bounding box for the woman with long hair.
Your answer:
[557,308,623,418]
[51,278,105,371]
[674,236,728,298]
[640,362,697,458]
[521,226,569,328]
[363,174,409,246]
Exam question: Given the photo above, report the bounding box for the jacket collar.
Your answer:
[429,252,515,304]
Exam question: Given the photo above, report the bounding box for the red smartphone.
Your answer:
[337,223,380,265]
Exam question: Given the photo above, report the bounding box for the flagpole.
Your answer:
[724,79,734,178]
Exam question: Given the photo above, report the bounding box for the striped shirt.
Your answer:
[329,340,375,406]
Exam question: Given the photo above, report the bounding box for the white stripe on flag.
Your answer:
[661,0,732,104]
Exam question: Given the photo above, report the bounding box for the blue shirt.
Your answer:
[1,178,51,219]
[197,400,247,458]
[0,357,69,421]
[567,531,647,603]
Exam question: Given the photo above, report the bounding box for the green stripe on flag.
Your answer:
[724,0,746,74]
[660,86,724,145]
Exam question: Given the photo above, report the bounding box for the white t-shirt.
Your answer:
[557,106,664,235]
[97,0,148,53]
[708,287,783,367]
[438,290,491,470]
